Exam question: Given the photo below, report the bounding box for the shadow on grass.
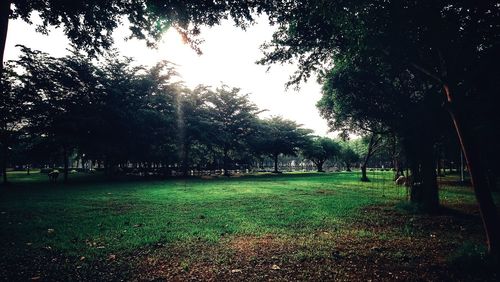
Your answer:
[447,242,499,279]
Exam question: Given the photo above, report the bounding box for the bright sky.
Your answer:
[5,16,333,136]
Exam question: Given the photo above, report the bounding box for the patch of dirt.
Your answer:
[315,189,336,195]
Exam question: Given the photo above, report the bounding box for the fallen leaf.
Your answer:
[30,276,40,280]
[271,264,281,270]
[108,254,116,260]
[231,269,242,273]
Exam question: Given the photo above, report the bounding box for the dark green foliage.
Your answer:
[302,137,340,172]
[206,86,262,175]
[256,116,312,173]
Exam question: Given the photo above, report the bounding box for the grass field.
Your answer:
[0,171,498,281]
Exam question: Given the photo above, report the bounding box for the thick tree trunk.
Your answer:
[316,161,324,172]
[273,154,279,173]
[421,143,439,213]
[405,136,439,213]
[0,0,10,70]
[0,1,11,186]
[444,85,500,255]
[361,165,369,182]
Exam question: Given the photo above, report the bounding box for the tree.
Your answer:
[206,85,261,176]
[14,47,96,182]
[177,85,214,176]
[302,137,340,172]
[257,116,312,173]
[256,0,500,254]
[1,1,275,68]
[339,146,359,172]
[0,63,28,184]
[359,133,384,182]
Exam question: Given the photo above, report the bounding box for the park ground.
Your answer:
[0,171,499,281]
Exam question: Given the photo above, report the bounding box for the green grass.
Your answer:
[0,171,484,259]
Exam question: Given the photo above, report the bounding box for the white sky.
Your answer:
[5,16,333,136]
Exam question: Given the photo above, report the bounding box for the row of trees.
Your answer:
[0,47,370,182]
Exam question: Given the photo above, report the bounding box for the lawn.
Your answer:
[0,171,498,281]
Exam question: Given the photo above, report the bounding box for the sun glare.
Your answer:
[155,28,206,88]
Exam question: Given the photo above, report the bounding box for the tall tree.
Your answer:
[177,85,214,176]
[0,63,28,184]
[206,85,261,176]
[257,0,500,254]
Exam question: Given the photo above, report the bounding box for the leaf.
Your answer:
[231,269,242,273]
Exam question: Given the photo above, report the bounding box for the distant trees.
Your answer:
[3,46,329,179]
[302,137,340,172]
[256,116,312,173]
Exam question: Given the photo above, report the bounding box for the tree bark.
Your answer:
[404,136,439,213]
[1,143,7,184]
[223,147,230,176]
[182,145,189,177]
[361,165,368,182]
[0,1,11,186]
[63,148,69,183]
[361,133,377,182]
[443,84,500,255]
[273,153,279,173]
[0,0,10,70]
[345,163,351,172]
[316,160,324,172]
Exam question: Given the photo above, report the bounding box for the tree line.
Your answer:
[1,47,373,182]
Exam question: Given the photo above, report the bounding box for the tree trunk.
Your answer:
[421,143,439,213]
[223,147,230,176]
[1,143,7,185]
[182,145,189,177]
[63,148,69,183]
[361,133,377,182]
[361,165,369,182]
[444,85,500,255]
[0,0,10,70]
[404,136,439,213]
[273,153,279,173]
[0,2,11,186]
[316,161,324,172]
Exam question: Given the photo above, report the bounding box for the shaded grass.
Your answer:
[0,171,495,260]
